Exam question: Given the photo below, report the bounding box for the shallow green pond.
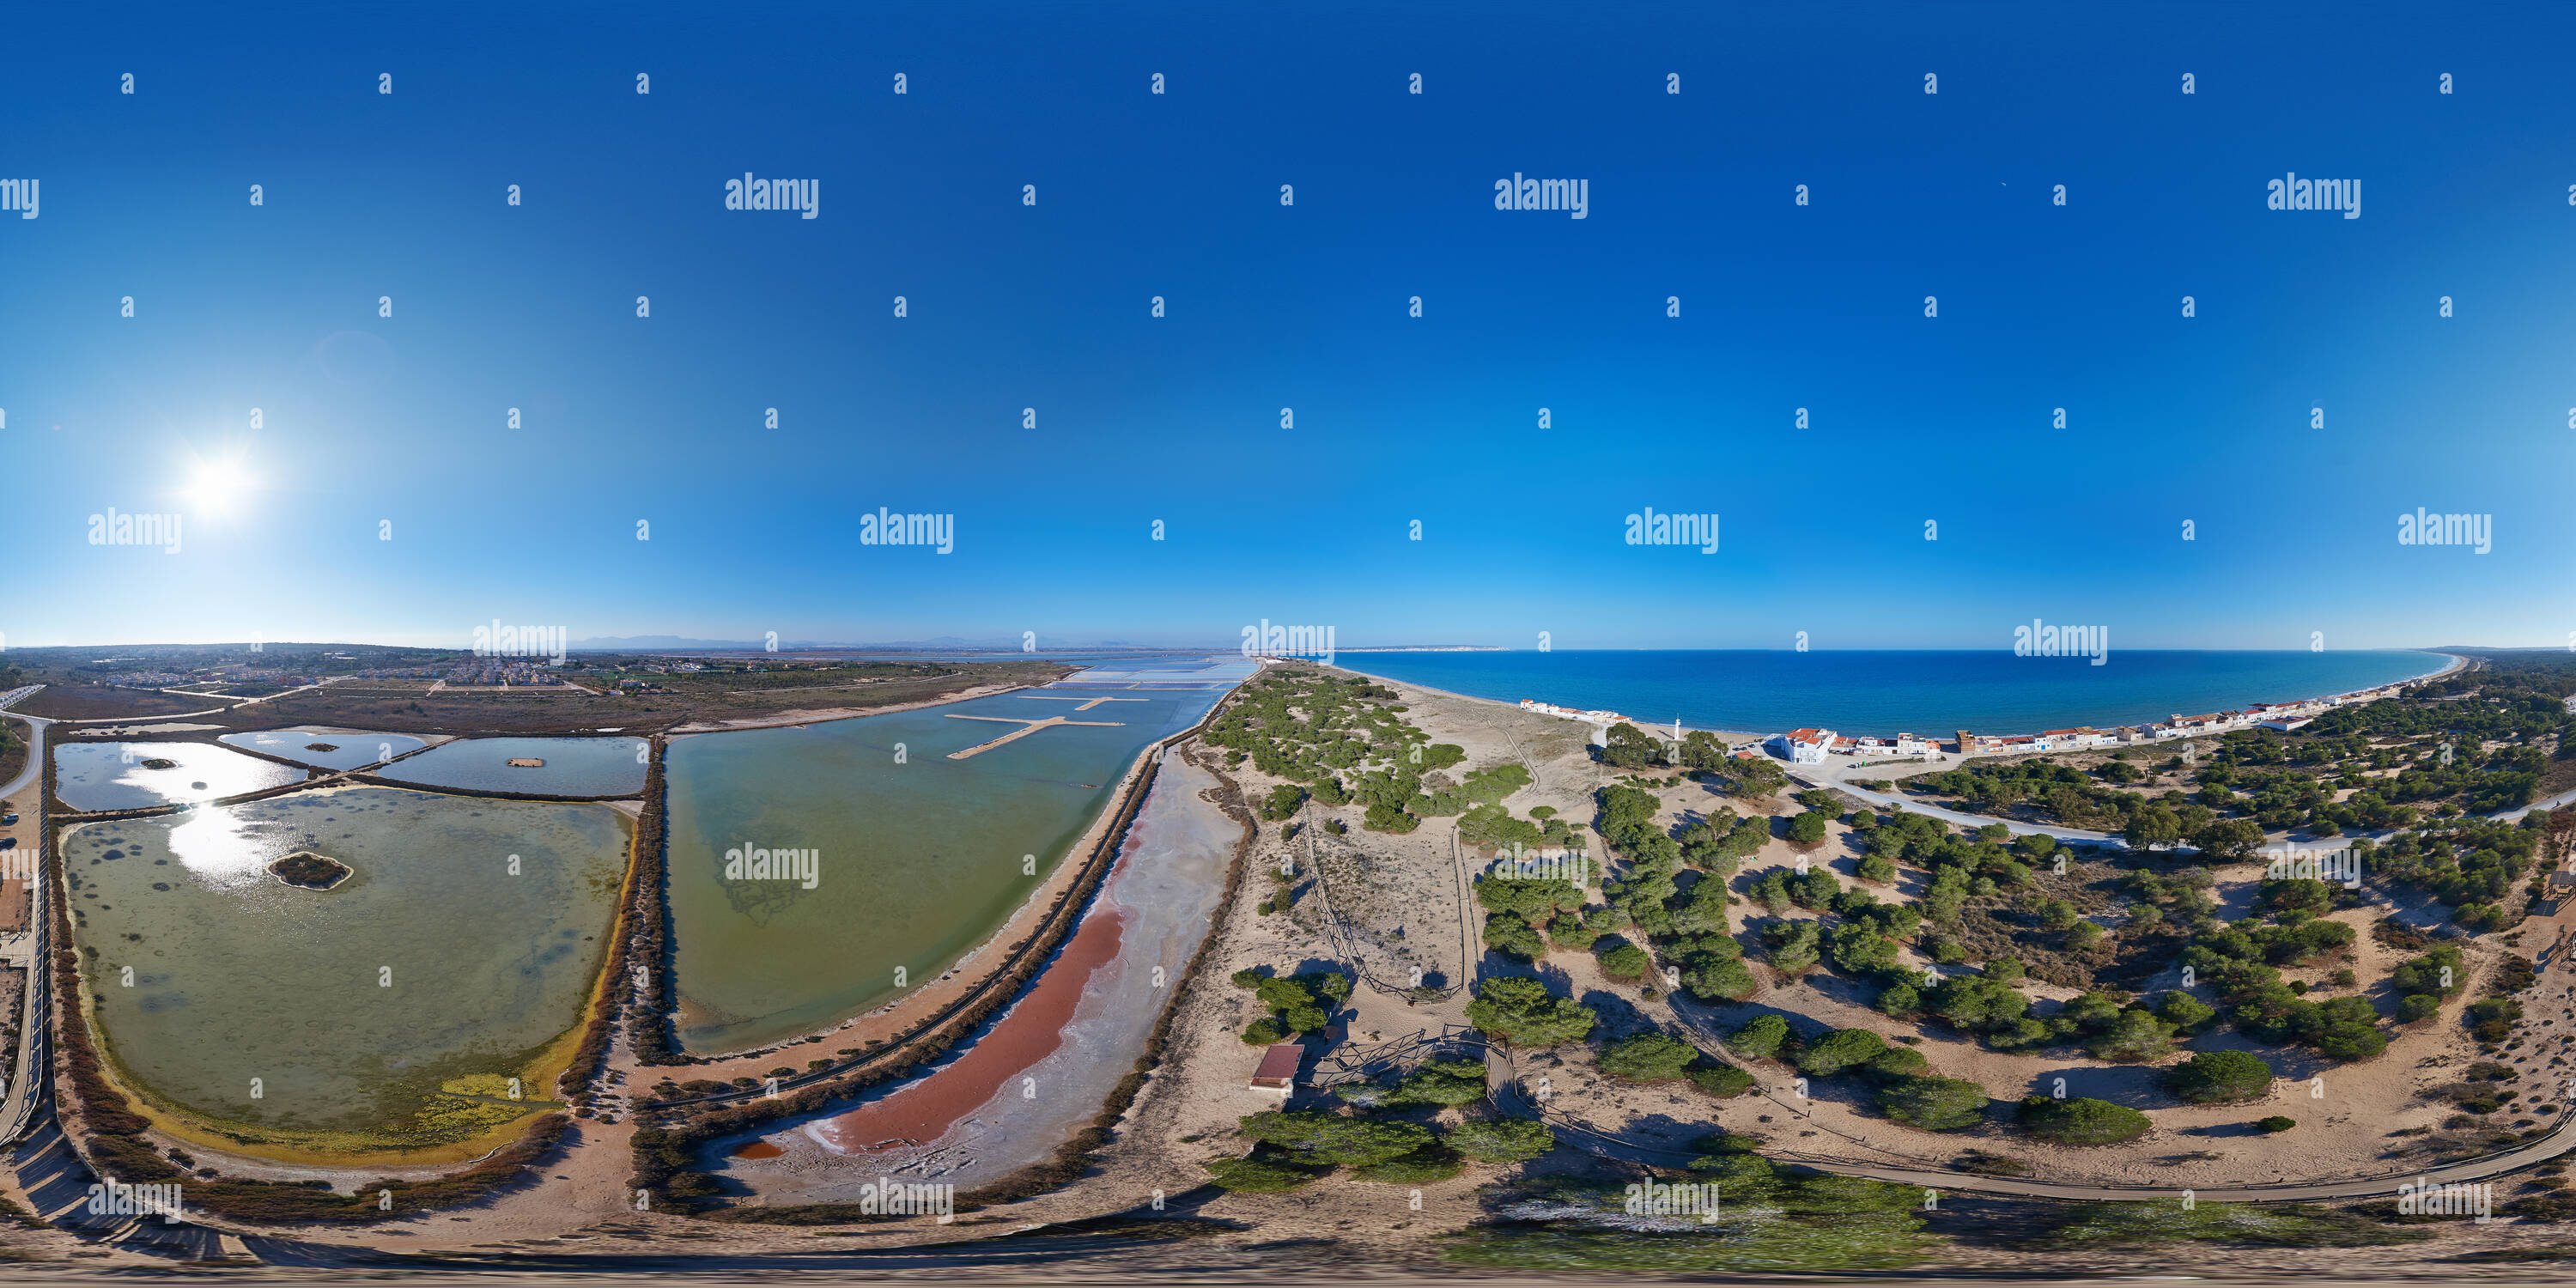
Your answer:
[64,787,629,1141]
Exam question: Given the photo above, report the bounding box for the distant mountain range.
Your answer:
[566,635,1221,653]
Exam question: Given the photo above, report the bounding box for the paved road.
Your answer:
[1784,1120,2576,1201]
[0,687,46,801]
[1793,762,2134,848]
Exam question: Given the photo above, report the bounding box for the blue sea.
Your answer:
[1335,650,2451,738]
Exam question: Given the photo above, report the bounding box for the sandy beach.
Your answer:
[1340,650,2469,748]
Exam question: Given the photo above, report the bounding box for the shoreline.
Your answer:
[1330,667,1767,744]
[1335,649,2466,747]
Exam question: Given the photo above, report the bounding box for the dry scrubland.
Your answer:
[225,660,1069,736]
[1015,661,2576,1276]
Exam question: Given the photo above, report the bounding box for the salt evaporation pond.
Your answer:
[53,741,306,811]
[218,727,429,770]
[662,660,1249,1054]
[375,736,647,797]
[64,787,629,1149]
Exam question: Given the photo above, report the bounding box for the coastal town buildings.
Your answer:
[1516,698,1627,726]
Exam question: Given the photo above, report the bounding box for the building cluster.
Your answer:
[93,671,191,687]
[98,665,318,688]
[1960,695,2349,753]
[1518,698,1629,726]
[444,661,564,687]
[1756,692,2378,764]
[1765,728,1941,763]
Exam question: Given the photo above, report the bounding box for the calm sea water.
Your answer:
[1336,650,2451,738]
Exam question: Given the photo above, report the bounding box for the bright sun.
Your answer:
[184,456,255,513]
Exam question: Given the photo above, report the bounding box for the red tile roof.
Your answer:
[1251,1043,1303,1088]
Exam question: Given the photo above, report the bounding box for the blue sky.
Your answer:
[2,0,2568,652]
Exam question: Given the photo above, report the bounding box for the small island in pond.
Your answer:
[303,742,341,753]
[139,758,178,770]
[506,757,545,768]
[270,851,352,890]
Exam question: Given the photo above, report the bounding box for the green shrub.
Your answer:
[1465,977,1598,1048]
[2257,1116,2295,1133]
[1796,1029,1888,1078]
[1877,1076,1990,1131]
[1598,942,1652,980]
[1788,811,1831,847]
[1351,1149,1464,1184]
[1687,1065,1757,1098]
[1727,1013,1791,1060]
[2163,1050,2275,1104]
[1599,1033,1702,1082]
[1203,1156,1319,1192]
[1391,1059,1489,1107]
[1483,913,1547,961]
[1864,1046,1929,1079]
[2019,1096,2150,1145]
[1239,1110,1435,1167]
[1445,1117,1555,1163]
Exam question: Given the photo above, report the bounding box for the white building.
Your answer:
[1771,727,1838,764]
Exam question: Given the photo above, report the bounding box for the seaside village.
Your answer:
[1519,680,2419,763]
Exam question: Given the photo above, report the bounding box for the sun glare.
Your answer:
[184,455,255,513]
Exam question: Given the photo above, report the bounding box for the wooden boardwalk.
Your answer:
[945,714,1127,759]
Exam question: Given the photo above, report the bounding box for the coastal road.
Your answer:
[0,692,53,1152]
[1784,1115,2576,1203]
[1790,762,2136,850]
[2497,787,2576,825]
[0,719,42,802]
